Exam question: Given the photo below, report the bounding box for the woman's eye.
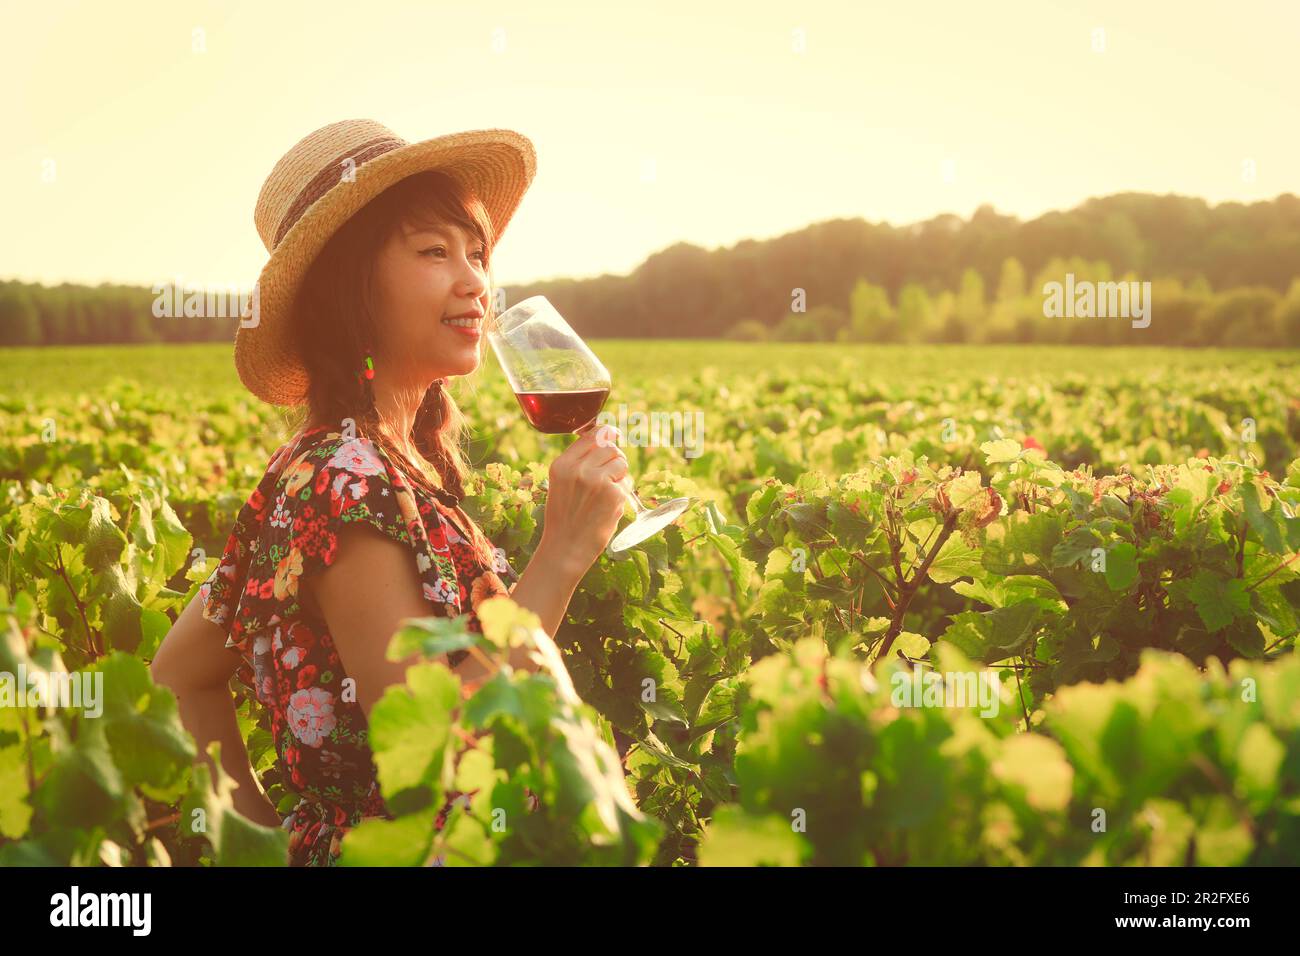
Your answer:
[420,246,488,262]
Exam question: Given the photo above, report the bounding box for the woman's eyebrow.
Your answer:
[407,225,477,242]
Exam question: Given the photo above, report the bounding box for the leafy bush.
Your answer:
[699,640,1300,866]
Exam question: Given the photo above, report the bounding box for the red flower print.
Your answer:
[293,503,318,533]
[297,664,319,688]
[292,512,328,557]
[289,625,317,653]
[315,467,332,495]
[319,532,337,565]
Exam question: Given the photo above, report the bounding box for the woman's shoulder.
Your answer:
[273,425,391,482]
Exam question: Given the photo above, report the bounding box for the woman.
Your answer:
[151,120,631,866]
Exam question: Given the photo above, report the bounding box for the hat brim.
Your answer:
[234,128,536,407]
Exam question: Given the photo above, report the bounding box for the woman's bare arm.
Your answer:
[309,525,586,720]
[150,596,283,827]
[504,534,587,638]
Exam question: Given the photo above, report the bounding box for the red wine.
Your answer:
[514,388,610,433]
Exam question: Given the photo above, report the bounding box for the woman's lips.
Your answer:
[441,318,481,339]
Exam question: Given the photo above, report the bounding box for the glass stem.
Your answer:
[625,484,650,516]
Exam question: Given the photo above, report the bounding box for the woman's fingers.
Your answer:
[602,453,630,482]
[569,424,624,464]
[586,443,628,470]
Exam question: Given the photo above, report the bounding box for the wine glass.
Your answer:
[486,295,695,554]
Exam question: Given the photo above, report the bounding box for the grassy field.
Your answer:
[3,340,1299,395]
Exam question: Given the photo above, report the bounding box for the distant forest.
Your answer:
[3,192,1299,347]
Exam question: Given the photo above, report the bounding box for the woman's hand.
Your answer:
[536,422,630,578]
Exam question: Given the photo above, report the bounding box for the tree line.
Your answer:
[2,192,1298,347]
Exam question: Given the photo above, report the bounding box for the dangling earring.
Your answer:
[358,352,377,411]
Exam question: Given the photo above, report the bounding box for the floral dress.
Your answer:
[199,424,520,866]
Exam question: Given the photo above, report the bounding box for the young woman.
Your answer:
[151,121,630,865]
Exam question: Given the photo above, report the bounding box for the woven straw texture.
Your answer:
[234,119,536,406]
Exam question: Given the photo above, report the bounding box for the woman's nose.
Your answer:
[457,271,486,299]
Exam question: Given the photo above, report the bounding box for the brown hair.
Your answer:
[284,169,500,568]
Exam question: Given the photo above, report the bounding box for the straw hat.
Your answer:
[235,119,537,406]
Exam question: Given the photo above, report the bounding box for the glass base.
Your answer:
[606,497,695,554]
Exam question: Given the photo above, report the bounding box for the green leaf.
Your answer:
[635,730,696,769]
[708,532,756,599]
[368,663,460,798]
[782,502,828,540]
[1242,480,1286,554]
[1186,572,1250,633]
[337,808,438,866]
[926,534,982,584]
[605,549,651,602]
[84,497,127,573]
[939,603,1040,662]
[893,631,931,660]
[981,439,1023,465]
[1050,526,1100,569]
[387,615,478,662]
[827,500,873,550]
[1225,620,1266,658]
[1100,495,1130,522]
[628,648,689,727]
[178,742,289,866]
[95,653,195,797]
[137,607,172,661]
[991,735,1073,812]
[982,511,1062,576]
[1103,541,1139,592]
[745,484,783,525]
[34,719,124,830]
[1251,585,1298,638]
[103,584,143,654]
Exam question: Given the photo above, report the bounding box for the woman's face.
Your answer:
[371,220,490,383]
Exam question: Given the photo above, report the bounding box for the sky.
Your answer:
[3,0,1297,294]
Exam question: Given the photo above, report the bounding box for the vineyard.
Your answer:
[2,341,1299,866]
